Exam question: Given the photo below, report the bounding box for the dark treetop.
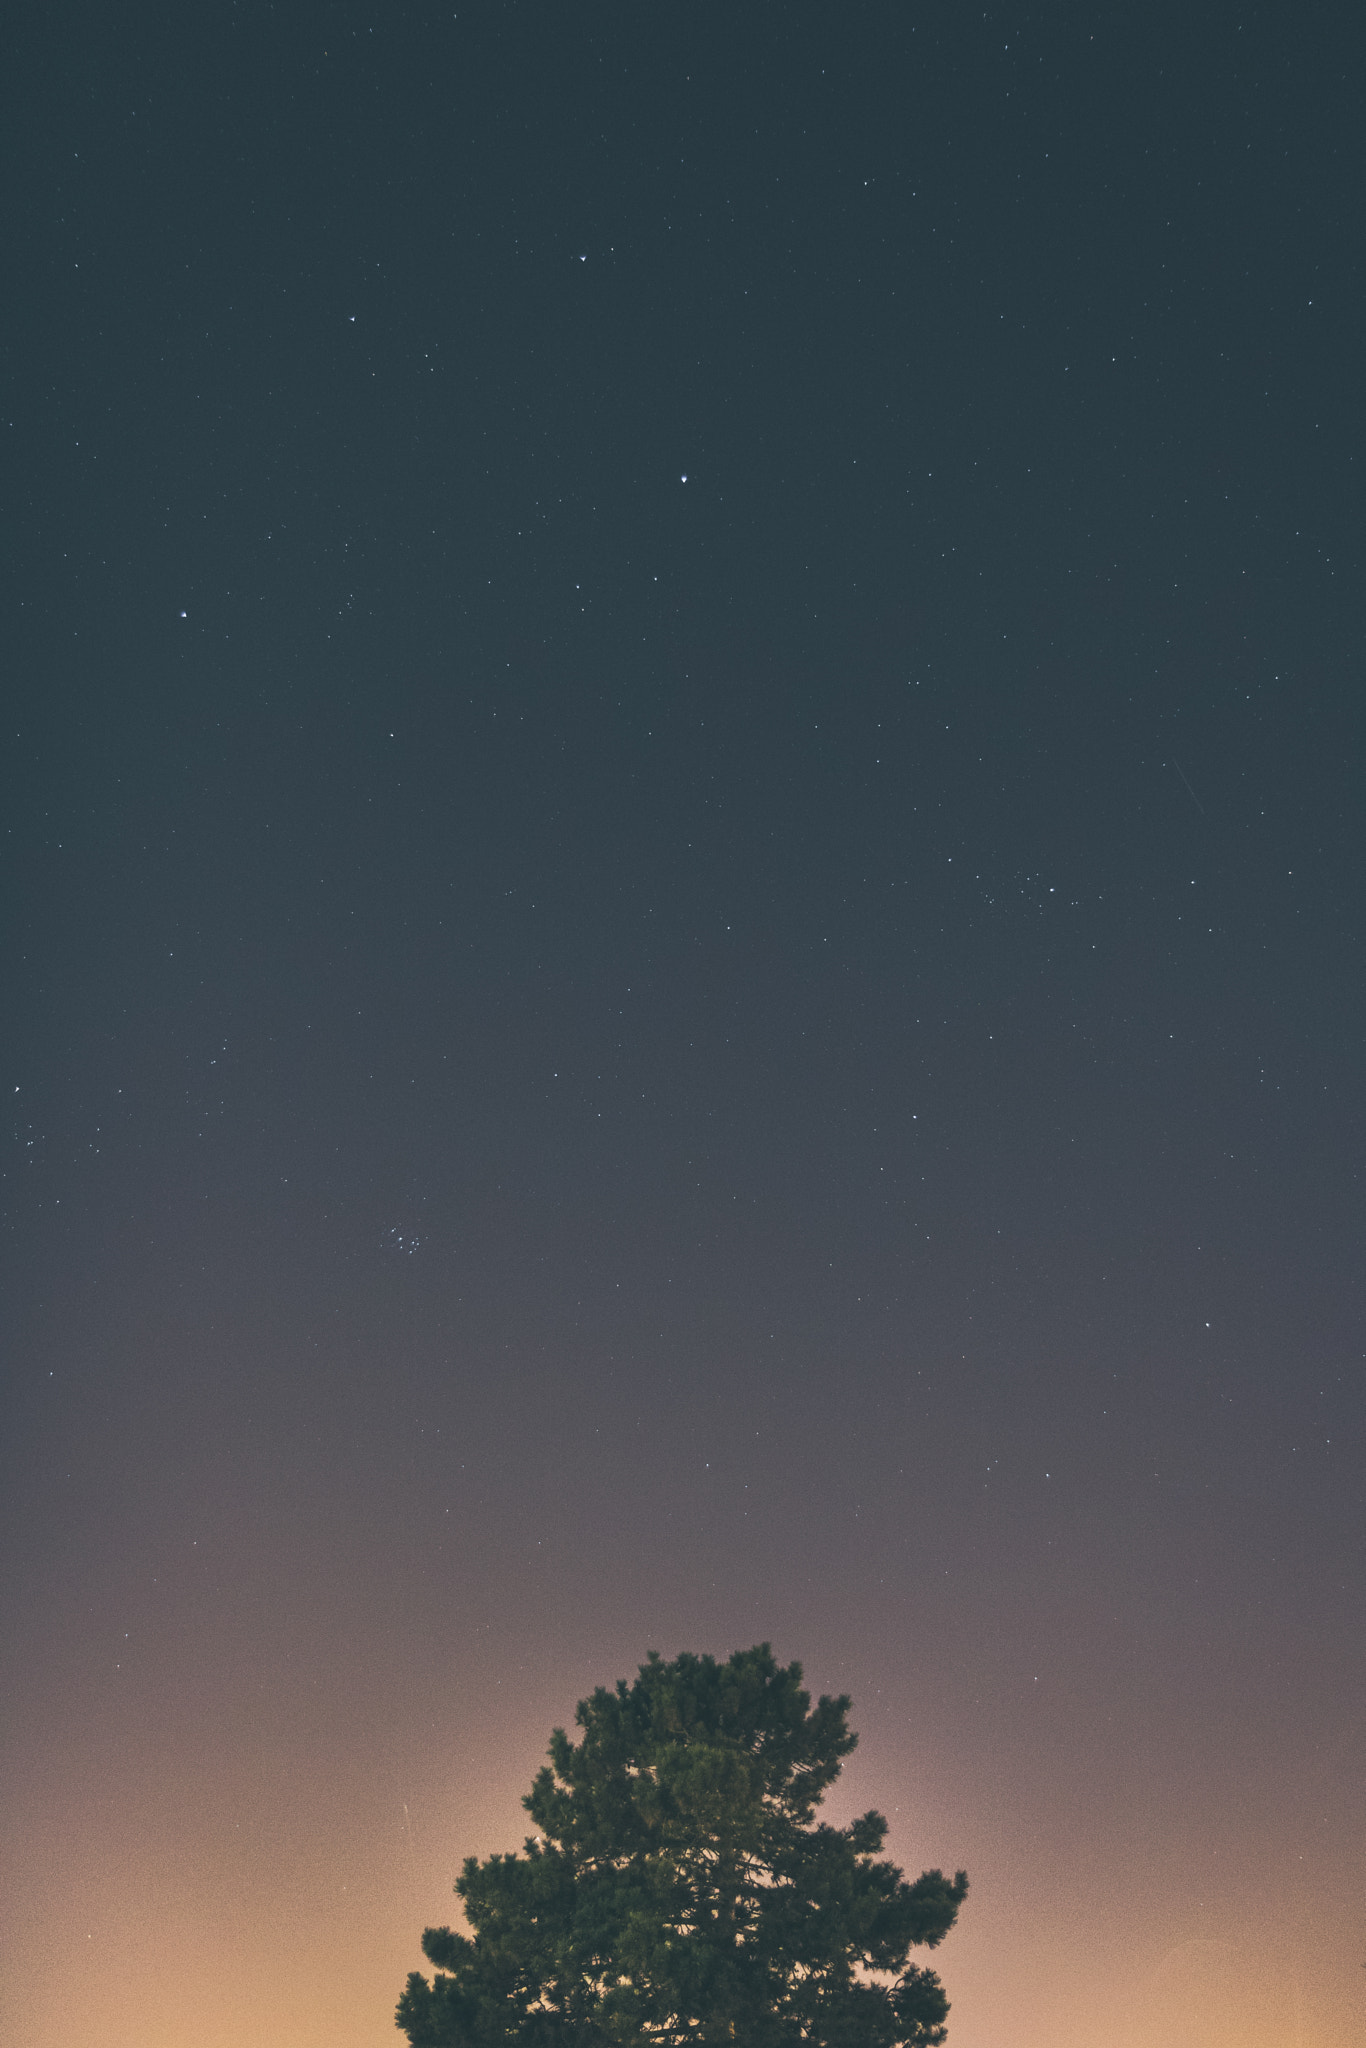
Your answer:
[397,1645,967,2047]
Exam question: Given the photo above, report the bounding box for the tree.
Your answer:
[397,1643,967,2047]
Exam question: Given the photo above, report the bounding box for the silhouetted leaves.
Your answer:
[397,1644,967,2046]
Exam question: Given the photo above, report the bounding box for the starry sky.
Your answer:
[3,6,1363,2046]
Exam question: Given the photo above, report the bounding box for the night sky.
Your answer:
[3,7,1363,2046]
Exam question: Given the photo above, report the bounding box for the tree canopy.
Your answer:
[397,1643,967,2047]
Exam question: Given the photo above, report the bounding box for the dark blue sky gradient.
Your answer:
[3,9,1363,2047]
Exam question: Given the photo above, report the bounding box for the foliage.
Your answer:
[397,1644,967,2047]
